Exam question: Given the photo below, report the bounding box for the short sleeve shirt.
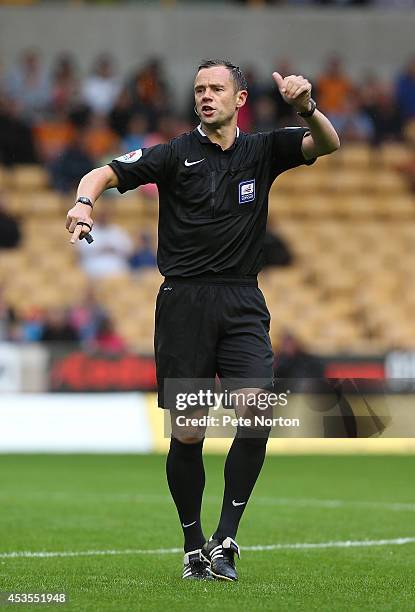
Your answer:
[109,126,314,277]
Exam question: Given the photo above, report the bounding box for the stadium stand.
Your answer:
[0,138,414,355]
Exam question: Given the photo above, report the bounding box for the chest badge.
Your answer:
[239,179,256,204]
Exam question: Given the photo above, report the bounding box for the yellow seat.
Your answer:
[379,143,411,167]
[9,165,49,191]
[337,143,374,168]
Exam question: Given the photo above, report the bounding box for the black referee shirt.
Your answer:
[109,125,314,278]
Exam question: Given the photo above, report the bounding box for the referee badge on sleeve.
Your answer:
[238,179,255,204]
[115,149,143,163]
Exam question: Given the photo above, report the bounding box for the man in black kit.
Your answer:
[66,60,340,581]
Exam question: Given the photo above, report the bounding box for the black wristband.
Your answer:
[297,98,317,118]
[76,221,92,231]
[76,196,94,209]
[76,221,94,244]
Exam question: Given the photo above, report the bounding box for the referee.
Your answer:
[66,59,340,581]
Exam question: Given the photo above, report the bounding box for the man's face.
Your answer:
[194,66,246,128]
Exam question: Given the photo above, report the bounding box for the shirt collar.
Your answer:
[194,124,240,148]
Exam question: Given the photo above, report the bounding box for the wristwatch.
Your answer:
[76,196,93,209]
[297,98,317,118]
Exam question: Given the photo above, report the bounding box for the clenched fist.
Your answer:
[272,72,312,114]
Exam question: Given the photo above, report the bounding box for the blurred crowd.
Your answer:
[1,49,415,181]
[0,196,160,349]
[1,49,415,350]
[0,282,128,352]
[0,191,292,347]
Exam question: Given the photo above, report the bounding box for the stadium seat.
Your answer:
[9,165,50,191]
[336,143,374,168]
[3,141,414,355]
[379,143,412,167]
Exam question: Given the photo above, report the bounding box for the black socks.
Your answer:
[166,428,270,551]
[166,436,206,552]
[213,427,270,542]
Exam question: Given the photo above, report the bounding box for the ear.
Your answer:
[236,90,248,109]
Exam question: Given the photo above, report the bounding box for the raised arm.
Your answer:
[272,71,340,160]
[65,165,119,244]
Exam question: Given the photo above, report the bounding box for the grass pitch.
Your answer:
[0,454,414,611]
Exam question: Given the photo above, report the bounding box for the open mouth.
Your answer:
[201,105,215,116]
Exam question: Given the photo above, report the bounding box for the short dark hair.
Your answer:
[196,59,248,92]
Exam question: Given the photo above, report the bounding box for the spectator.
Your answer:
[371,91,403,145]
[274,333,355,437]
[396,118,415,192]
[274,331,325,379]
[49,53,80,117]
[89,315,126,354]
[396,56,415,121]
[361,80,403,145]
[33,105,78,163]
[129,231,157,271]
[5,48,50,122]
[0,94,38,166]
[144,114,180,147]
[236,65,264,133]
[83,114,120,163]
[128,57,169,130]
[330,95,375,142]
[108,87,134,138]
[20,306,44,342]
[69,287,108,342]
[40,307,79,344]
[139,114,182,201]
[121,113,149,152]
[316,55,354,116]
[0,287,17,341]
[252,95,278,132]
[76,207,133,279]
[48,129,95,194]
[81,54,121,115]
[0,193,21,249]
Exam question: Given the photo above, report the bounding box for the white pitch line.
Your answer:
[0,547,182,559]
[243,537,415,551]
[1,537,414,560]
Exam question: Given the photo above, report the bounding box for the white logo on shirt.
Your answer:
[184,158,205,167]
[116,149,143,163]
[238,179,256,204]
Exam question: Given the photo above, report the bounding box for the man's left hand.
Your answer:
[272,72,312,114]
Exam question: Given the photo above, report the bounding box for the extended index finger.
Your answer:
[70,224,83,244]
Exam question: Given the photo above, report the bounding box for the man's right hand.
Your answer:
[66,203,94,244]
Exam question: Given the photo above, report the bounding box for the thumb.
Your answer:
[272,71,286,93]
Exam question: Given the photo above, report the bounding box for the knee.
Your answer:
[173,433,205,445]
[235,426,271,447]
[170,410,207,444]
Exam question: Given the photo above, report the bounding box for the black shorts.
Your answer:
[154,276,274,409]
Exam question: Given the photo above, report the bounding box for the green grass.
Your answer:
[0,454,414,611]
